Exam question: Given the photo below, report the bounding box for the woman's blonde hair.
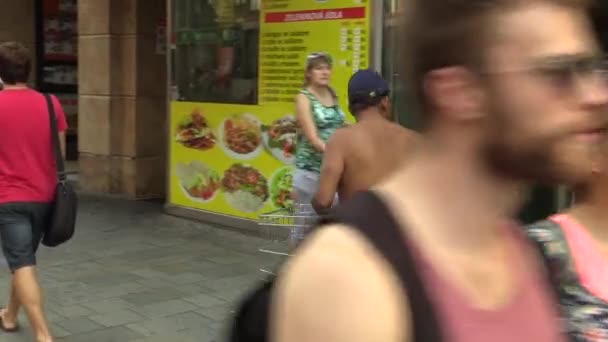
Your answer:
[303,53,333,87]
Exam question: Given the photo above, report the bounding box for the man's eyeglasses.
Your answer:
[533,54,608,90]
[487,54,608,92]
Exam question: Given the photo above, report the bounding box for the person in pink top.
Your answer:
[528,142,608,342]
[0,42,67,342]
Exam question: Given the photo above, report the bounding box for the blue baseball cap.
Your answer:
[347,69,390,106]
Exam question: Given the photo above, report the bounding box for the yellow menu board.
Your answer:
[259,0,371,112]
[168,0,371,221]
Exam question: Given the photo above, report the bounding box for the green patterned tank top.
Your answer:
[295,89,345,173]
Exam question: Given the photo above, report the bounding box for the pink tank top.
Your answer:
[551,214,608,301]
[408,226,565,342]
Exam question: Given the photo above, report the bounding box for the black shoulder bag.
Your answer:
[42,94,77,247]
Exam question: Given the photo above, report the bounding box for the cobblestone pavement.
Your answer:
[0,195,283,341]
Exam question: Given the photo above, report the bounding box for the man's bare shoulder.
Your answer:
[337,122,370,140]
[271,225,409,342]
[388,121,418,136]
[333,124,357,138]
[326,125,358,149]
[388,123,419,146]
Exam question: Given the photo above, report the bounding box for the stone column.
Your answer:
[78,0,167,199]
[0,0,36,84]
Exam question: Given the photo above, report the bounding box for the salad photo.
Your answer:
[175,109,216,150]
[218,113,263,160]
[221,164,269,213]
[262,115,297,164]
[269,166,294,210]
[175,161,221,202]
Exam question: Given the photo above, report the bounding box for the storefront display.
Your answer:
[166,0,572,228]
[40,0,78,92]
[37,0,78,160]
[168,0,372,223]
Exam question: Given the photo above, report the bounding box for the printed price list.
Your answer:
[259,5,370,105]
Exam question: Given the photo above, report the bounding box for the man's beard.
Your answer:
[480,104,564,186]
[482,136,562,185]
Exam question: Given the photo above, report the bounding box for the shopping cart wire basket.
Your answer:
[257,204,322,275]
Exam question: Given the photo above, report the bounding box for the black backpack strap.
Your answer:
[43,93,66,182]
[320,191,442,342]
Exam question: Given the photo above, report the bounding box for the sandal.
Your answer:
[0,309,19,333]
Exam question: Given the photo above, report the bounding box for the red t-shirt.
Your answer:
[0,89,68,204]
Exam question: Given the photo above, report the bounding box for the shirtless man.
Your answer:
[312,69,417,214]
[271,0,608,341]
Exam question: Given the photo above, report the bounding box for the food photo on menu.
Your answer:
[262,115,297,164]
[269,166,294,210]
[175,109,216,150]
[175,161,221,202]
[221,163,269,213]
[218,113,264,160]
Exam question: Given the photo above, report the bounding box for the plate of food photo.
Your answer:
[175,108,216,151]
[175,161,221,203]
[218,113,263,160]
[262,115,297,164]
[221,163,269,213]
[269,166,294,210]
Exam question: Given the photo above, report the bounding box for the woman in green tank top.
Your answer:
[293,52,345,216]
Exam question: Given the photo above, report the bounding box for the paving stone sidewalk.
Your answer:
[0,195,284,342]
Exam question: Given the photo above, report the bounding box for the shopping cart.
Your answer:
[257,204,320,276]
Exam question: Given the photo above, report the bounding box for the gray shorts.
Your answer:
[0,203,51,272]
[292,169,321,206]
[293,169,339,208]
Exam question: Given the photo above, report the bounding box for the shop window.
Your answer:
[173,0,260,104]
[36,0,79,160]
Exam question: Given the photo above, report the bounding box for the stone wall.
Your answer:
[78,0,167,199]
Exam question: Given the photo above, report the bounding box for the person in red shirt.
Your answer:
[0,42,67,342]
